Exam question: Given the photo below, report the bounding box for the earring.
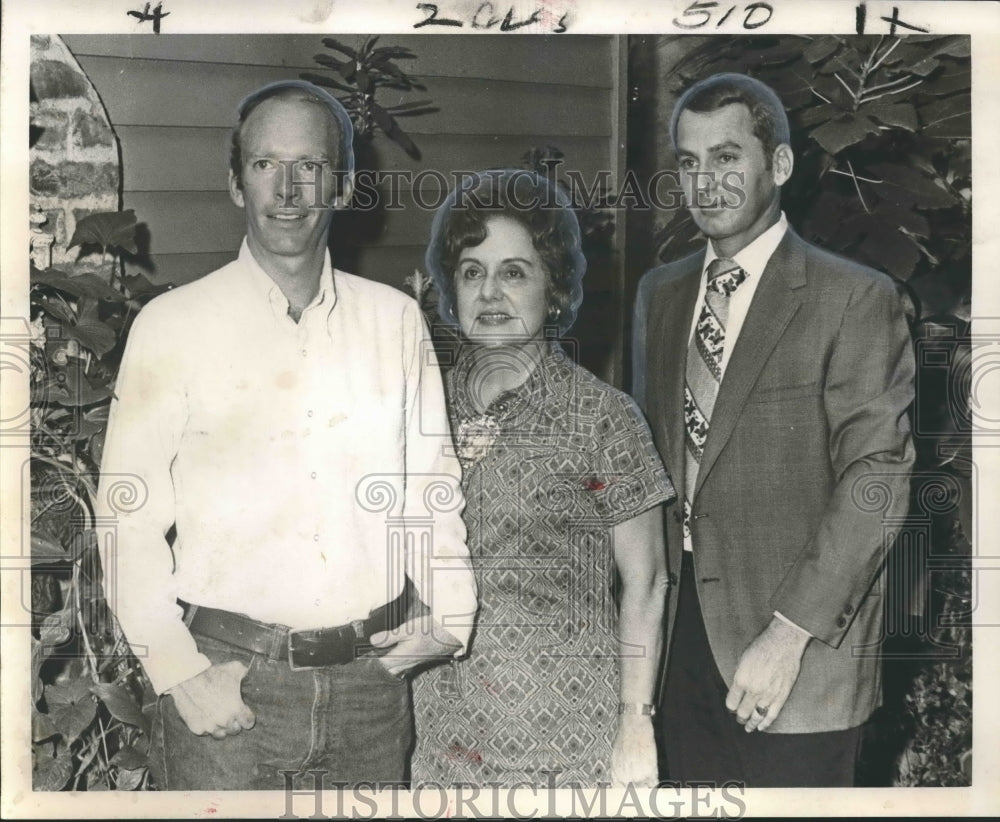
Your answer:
[548,306,562,321]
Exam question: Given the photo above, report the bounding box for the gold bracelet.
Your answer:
[618,702,656,717]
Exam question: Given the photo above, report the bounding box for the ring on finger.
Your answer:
[754,705,769,717]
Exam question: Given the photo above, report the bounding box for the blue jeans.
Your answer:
[147,631,413,790]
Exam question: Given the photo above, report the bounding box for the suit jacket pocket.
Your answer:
[751,381,820,403]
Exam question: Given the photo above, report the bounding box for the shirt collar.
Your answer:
[237,239,338,321]
[703,211,788,282]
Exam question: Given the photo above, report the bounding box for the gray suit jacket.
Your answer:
[633,228,915,733]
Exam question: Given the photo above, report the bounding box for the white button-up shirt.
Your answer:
[98,241,477,693]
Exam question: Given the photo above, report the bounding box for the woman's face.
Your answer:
[453,215,550,347]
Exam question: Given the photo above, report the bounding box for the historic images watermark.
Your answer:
[277,771,748,819]
[255,161,750,214]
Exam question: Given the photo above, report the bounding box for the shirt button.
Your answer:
[836,616,847,628]
[313,534,320,542]
[307,410,314,418]
[844,604,855,615]
[301,349,308,357]
[311,472,317,479]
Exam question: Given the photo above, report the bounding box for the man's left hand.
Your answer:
[725,616,810,732]
[369,616,463,677]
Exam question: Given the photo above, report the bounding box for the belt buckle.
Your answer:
[287,627,322,672]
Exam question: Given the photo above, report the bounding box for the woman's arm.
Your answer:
[611,503,669,787]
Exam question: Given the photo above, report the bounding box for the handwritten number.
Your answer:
[414,3,463,28]
[555,13,568,33]
[880,6,929,34]
[126,1,169,34]
[743,2,773,29]
[716,5,735,26]
[673,0,717,28]
[856,2,867,34]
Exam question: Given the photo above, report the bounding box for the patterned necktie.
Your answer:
[683,257,748,540]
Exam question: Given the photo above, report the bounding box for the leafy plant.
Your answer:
[656,34,970,320]
[30,210,167,790]
[301,36,437,159]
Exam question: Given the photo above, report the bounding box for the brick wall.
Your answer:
[29,35,120,276]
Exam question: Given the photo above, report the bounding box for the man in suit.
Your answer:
[632,73,915,787]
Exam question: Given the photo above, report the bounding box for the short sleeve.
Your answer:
[588,390,676,525]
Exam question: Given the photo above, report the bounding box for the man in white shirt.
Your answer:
[97,80,477,790]
[632,73,914,786]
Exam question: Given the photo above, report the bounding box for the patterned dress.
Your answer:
[411,344,674,787]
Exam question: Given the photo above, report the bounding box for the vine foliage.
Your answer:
[31,211,167,790]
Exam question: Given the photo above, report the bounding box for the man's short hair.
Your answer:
[670,73,790,166]
[425,169,586,336]
[229,80,355,190]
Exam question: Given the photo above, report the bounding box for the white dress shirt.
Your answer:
[97,241,477,693]
[683,213,807,635]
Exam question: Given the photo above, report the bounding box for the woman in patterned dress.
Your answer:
[410,169,675,788]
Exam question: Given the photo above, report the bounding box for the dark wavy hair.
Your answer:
[229,80,355,191]
[425,169,587,336]
[669,73,790,168]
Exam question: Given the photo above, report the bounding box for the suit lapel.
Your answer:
[694,230,808,498]
[650,254,702,489]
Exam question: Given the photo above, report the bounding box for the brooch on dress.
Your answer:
[455,413,502,468]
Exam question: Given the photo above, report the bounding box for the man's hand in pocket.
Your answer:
[168,661,256,739]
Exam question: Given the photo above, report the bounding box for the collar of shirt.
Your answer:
[237,239,338,330]
[701,211,789,284]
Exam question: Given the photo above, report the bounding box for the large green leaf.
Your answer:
[63,317,117,357]
[920,64,971,97]
[797,102,842,129]
[69,210,138,255]
[865,102,918,132]
[39,610,72,648]
[372,103,420,160]
[91,683,150,734]
[33,745,74,791]
[766,70,818,109]
[933,36,971,59]
[110,744,148,771]
[115,766,147,790]
[810,112,881,155]
[816,43,863,74]
[867,163,958,209]
[36,295,76,324]
[45,678,97,743]
[909,56,942,78]
[31,267,126,302]
[859,222,922,279]
[803,36,841,64]
[33,708,59,742]
[920,95,971,139]
[32,529,68,565]
[312,52,347,71]
[321,38,357,59]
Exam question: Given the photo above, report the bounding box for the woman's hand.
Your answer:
[610,713,658,787]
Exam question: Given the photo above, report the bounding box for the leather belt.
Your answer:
[183,593,413,671]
